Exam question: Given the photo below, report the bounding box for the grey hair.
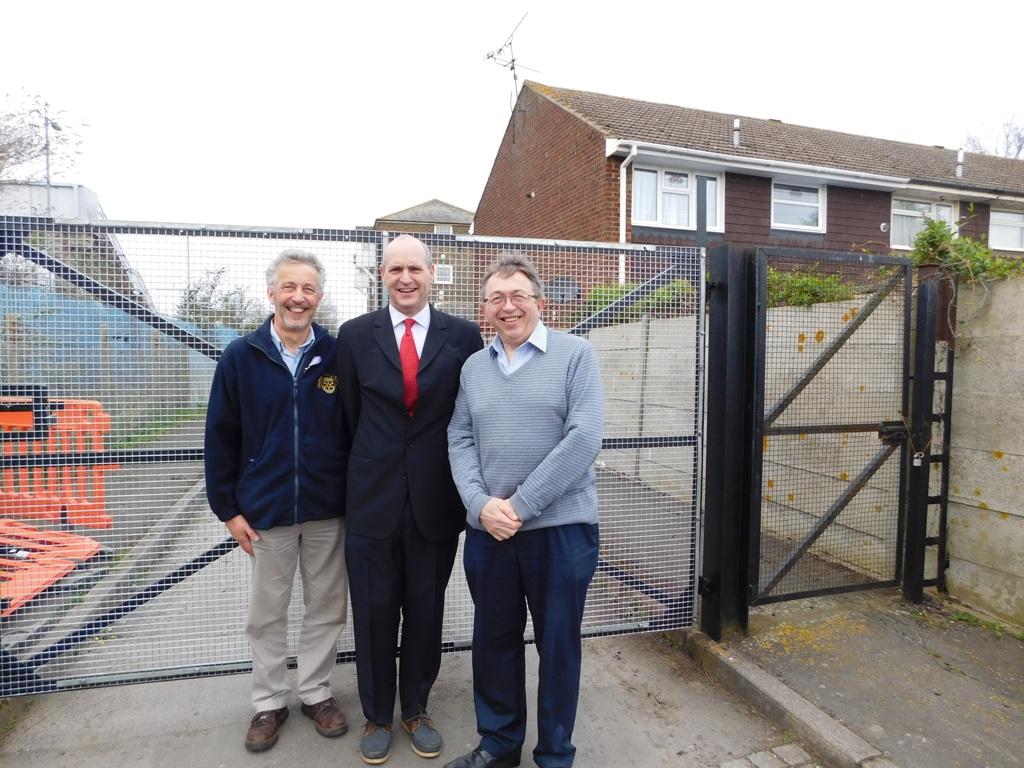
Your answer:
[479,252,544,301]
[266,249,325,292]
[382,234,432,266]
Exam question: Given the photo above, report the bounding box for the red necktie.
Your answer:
[400,318,419,416]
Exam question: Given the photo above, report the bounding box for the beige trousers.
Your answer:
[247,517,347,711]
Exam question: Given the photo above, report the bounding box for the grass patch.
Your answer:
[0,696,31,748]
[950,610,1005,636]
[114,406,206,449]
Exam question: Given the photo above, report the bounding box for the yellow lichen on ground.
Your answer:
[755,614,869,654]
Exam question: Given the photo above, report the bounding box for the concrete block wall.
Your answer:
[593,316,699,500]
[592,294,905,580]
[590,278,1024,623]
[947,278,1024,627]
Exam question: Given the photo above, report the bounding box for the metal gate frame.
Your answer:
[701,245,916,639]
[747,247,913,605]
[1,217,704,695]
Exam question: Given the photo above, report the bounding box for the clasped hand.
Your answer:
[480,497,522,541]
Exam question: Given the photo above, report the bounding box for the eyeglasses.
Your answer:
[484,292,537,307]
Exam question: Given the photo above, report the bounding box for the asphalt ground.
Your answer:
[5,587,1021,768]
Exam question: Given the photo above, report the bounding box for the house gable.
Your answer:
[474,85,618,241]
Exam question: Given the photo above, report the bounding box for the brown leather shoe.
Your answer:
[301,696,349,737]
[245,706,289,752]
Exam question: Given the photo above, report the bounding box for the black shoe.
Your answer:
[442,747,521,768]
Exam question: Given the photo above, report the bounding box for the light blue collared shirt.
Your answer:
[488,320,548,375]
[270,322,316,378]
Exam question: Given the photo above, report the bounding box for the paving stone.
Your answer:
[748,750,787,768]
[771,742,813,766]
[719,759,753,768]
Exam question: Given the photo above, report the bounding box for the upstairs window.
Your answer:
[772,183,826,232]
[990,210,1024,251]
[632,167,723,231]
[891,199,954,249]
[433,224,454,235]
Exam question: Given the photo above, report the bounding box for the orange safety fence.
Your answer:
[1,398,120,529]
[0,520,102,618]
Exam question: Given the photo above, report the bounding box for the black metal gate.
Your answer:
[748,248,912,604]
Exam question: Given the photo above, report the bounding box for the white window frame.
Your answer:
[771,182,827,233]
[434,264,454,284]
[433,223,453,235]
[890,198,956,250]
[989,209,1024,252]
[631,166,725,232]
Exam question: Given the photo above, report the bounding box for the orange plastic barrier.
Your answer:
[0,553,76,617]
[0,520,102,618]
[0,402,34,431]
[0,398,120,529]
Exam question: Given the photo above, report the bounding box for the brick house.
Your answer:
[372,198,474,235]
[474,82,1024,258]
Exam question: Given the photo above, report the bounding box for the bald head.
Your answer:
[381,234,435,316]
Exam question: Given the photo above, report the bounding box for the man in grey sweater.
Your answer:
[446,254,604,768]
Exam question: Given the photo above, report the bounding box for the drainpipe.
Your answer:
[618,143,638,284]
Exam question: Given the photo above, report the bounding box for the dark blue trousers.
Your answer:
[464,523,599,768]
[346,502,459,725]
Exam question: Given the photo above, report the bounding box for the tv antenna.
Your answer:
[486,13,537,101]
[486,13,537,141]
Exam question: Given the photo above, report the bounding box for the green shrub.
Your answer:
[911,218,1024,283]
[767,267,855,307]
[570,279,693,324]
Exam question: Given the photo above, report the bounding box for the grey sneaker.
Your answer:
[361,721,393,764]
[402,712,442,758]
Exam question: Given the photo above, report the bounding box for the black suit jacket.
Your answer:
[336,305,484,540]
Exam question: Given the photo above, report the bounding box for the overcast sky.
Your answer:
[4,0,1020,231]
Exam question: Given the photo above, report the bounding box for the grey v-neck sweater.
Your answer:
[448,329,604,532]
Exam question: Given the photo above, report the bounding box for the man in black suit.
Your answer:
[336,234,483,765]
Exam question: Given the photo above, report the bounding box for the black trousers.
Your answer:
[345,502,459,724]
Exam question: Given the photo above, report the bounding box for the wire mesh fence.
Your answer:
[751,250,911,602]
[0,218,703,695]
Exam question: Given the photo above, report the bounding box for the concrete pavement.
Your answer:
[3,588,1022,768]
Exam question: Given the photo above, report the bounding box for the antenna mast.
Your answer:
[486,13,532,141]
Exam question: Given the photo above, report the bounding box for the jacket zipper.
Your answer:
[292,371,300,524]
[250,333,321,527]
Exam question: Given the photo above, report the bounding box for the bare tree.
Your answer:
[0,91,82,181]
[176,267,265,335]
[964,118,1024,160]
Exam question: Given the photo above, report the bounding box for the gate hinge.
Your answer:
[877,421,909,445]
[698,576,715,597]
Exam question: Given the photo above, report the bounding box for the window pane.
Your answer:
[892,213,923,247]
[935,204,953,224]
[992,210,1024,225]
[991,223,1024,249]
[664,171,689,190]
[774,202,819,228]
[703,177,718,228]
[894,199,931,215]
[663,191,690,227]
[775,184,818,203]
[632,169,657,221]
